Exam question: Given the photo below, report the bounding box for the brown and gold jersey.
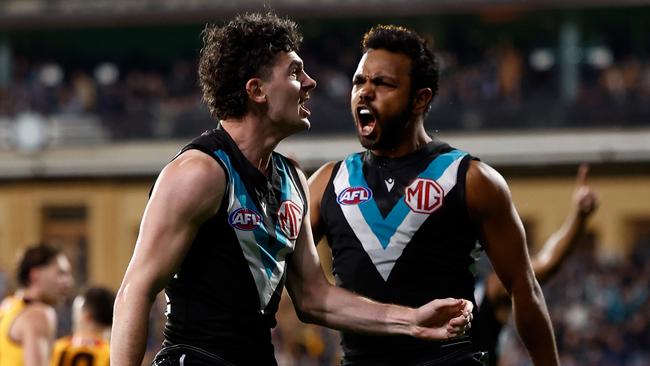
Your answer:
[50,336,109,366]
[0,296,27,366]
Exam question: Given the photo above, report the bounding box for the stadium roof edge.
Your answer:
[0,0,648,30]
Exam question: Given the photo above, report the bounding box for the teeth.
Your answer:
[359,108,371,115]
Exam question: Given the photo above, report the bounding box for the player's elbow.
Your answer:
[115,276,159,314]
[511,275,545,307]
[292,282,328,325]
[294,305,318,325]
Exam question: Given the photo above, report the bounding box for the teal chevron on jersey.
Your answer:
[342,149,465,248]
[333,149,467,281]
[214,149,301,309]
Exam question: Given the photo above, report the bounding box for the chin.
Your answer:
[358,136,376,150]
[283,119,310,137]
[290,120,310,134]
[299,118,311,130]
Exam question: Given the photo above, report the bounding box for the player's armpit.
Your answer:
[308,161,337,245]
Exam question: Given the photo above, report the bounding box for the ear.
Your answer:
[412,88,433,114]
[29,267,39,283]
[81,307,92,323]
[246,78,267,104]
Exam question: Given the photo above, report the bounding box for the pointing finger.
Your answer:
[576,163,589,187]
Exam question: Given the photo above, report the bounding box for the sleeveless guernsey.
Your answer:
[161,128,306,365]
[320,140,483,364]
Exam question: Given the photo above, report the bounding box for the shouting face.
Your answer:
[350,49,414,151]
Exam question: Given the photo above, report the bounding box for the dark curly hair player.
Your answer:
[112,13,473,366]
[198,12,302,121]
[309,24,559,365]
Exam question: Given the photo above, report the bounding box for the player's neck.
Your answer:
[371,125,431,159]
[75,324,110,341]
[221,117,281,176]
[21,286,52,306]
[72,328,110,344]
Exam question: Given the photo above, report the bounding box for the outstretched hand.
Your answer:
[412,298,473,340]
[573,164,598,218]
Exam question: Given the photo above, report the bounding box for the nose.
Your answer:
[63,272,74,289]
[302,71,317,92]
[357,82,374,101]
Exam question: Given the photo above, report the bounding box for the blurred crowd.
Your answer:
[500,237,650,366]
[1,38,650,147]
[433,47,650,131]
[0,57,209,142]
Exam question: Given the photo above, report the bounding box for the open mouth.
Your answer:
[357,106,376,136]
[299,96,311,118]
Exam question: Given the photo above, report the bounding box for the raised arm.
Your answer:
[467,160,559,365]
[532,164,597,283]
[110,150,226,366]
[290,166,472,340]
[485,164,598,303]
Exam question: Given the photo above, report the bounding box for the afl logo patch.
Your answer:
[405,178,443,214]
[228,208,262,231]
[278,200,303,240]
[337,186,373,205]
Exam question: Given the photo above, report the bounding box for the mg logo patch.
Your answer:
[405,178,443,214]
[278,200,303,240]
[337,187,372,205]
[228,208,262,231]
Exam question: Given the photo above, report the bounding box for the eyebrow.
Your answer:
[288,60,303,71]
[353,73,397,83]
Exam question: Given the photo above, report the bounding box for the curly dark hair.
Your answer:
[361,25,439,101]
[199,12,303,120]
[17,243,61,287]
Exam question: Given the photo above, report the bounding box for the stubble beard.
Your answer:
[359,102,414,151]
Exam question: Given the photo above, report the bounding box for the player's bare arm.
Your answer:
[532,164,597,284]
[289,165,472,340]
[16,304,56,366]
[111,150,226,366]
[467,160,559,365]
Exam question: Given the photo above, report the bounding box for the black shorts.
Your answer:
[341,342,488,366]
[152,345,234,366]
[413,351,489,366]
[152,344,278,366]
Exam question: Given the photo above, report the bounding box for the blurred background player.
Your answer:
[50,286,115,366]
[477,164,598,365]
[0,244,74,366]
